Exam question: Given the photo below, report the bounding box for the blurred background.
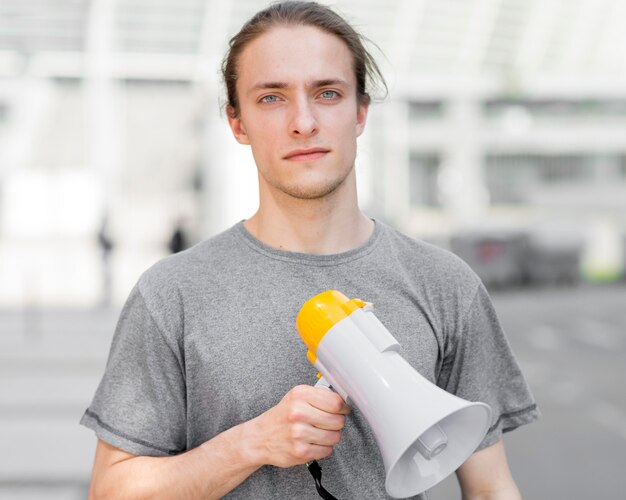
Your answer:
[1,0,625,498]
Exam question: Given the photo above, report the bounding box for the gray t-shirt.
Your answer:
[81,220,538,499]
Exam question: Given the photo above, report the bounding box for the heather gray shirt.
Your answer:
[81,220,538,499]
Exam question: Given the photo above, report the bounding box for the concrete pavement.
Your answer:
[2,284,625,499]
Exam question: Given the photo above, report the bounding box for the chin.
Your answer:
[281,178,347,200]
[261,165,355,201]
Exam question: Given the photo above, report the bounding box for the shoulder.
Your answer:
[129,225,242,331]
[373,221,484,327]
[139,224,240,292]
[378,221,480,289]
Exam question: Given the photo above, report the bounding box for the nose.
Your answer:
[289,97,318,137]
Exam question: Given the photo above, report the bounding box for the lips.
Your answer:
[283,147,330,161]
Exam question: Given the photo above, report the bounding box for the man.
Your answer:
[81,2,538,498]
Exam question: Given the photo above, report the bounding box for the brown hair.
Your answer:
[222,1,386,117]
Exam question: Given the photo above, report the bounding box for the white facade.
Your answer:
[1,0,626,306]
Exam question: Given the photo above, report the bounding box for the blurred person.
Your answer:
[97,216,114,308]
[168,220,189,254]
[81,2,538,499]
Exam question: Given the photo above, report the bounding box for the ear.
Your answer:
[227,108,251,145]
[355,102,369,137]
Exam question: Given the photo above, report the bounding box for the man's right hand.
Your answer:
[242,384,351,468]
[87,384,350,499]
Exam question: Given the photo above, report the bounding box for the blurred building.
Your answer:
[1,0,626,307]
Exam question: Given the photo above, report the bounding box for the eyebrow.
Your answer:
[247,78,349,95]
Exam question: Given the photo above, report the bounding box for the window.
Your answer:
[409,101,445,121]
[485,153,623,204]
[409,152,441,207]
[483,98,626,120]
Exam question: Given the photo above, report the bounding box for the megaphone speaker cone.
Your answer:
[384,402,491,498]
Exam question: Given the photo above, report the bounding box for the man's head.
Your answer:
[222,1,385,119]
[222,2,385,203]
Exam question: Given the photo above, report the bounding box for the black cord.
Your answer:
[307,460,338,500]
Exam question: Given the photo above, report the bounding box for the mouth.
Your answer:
[283,147,330,162]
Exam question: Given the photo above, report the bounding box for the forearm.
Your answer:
[457,440,521,500]
[91,422,262,500]
[89,385,348,499]
[461,484,521,500]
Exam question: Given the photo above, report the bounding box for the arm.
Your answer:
[456,439,521,500]
[88,385,350,500]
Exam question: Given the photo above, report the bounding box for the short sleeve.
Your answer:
[438,282,539,450]
[80,284,187,456]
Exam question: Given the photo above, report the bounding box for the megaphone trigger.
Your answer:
[315,368,352,406]
[314,375,332,390]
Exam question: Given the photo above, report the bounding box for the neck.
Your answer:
[244,175,374,255]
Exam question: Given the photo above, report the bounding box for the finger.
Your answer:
[309,443,335,461]
[292,423,342,448]
[307,407,347,432]
[308,428,343,447]
[307,387,351,415]
[285,396,346,431]
[293,443,334,463]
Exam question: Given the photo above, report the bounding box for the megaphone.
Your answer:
[296,290,492,498]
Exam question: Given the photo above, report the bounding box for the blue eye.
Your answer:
[320,90,339,99]
[260,95,279,103]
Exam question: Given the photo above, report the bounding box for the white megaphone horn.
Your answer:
[296,290,492,498]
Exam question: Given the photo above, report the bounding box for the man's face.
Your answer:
[228,25,368,201]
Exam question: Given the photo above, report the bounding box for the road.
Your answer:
[1,284,625,499]
[432,283,626,500]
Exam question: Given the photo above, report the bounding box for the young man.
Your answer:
[81,2,538,498]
